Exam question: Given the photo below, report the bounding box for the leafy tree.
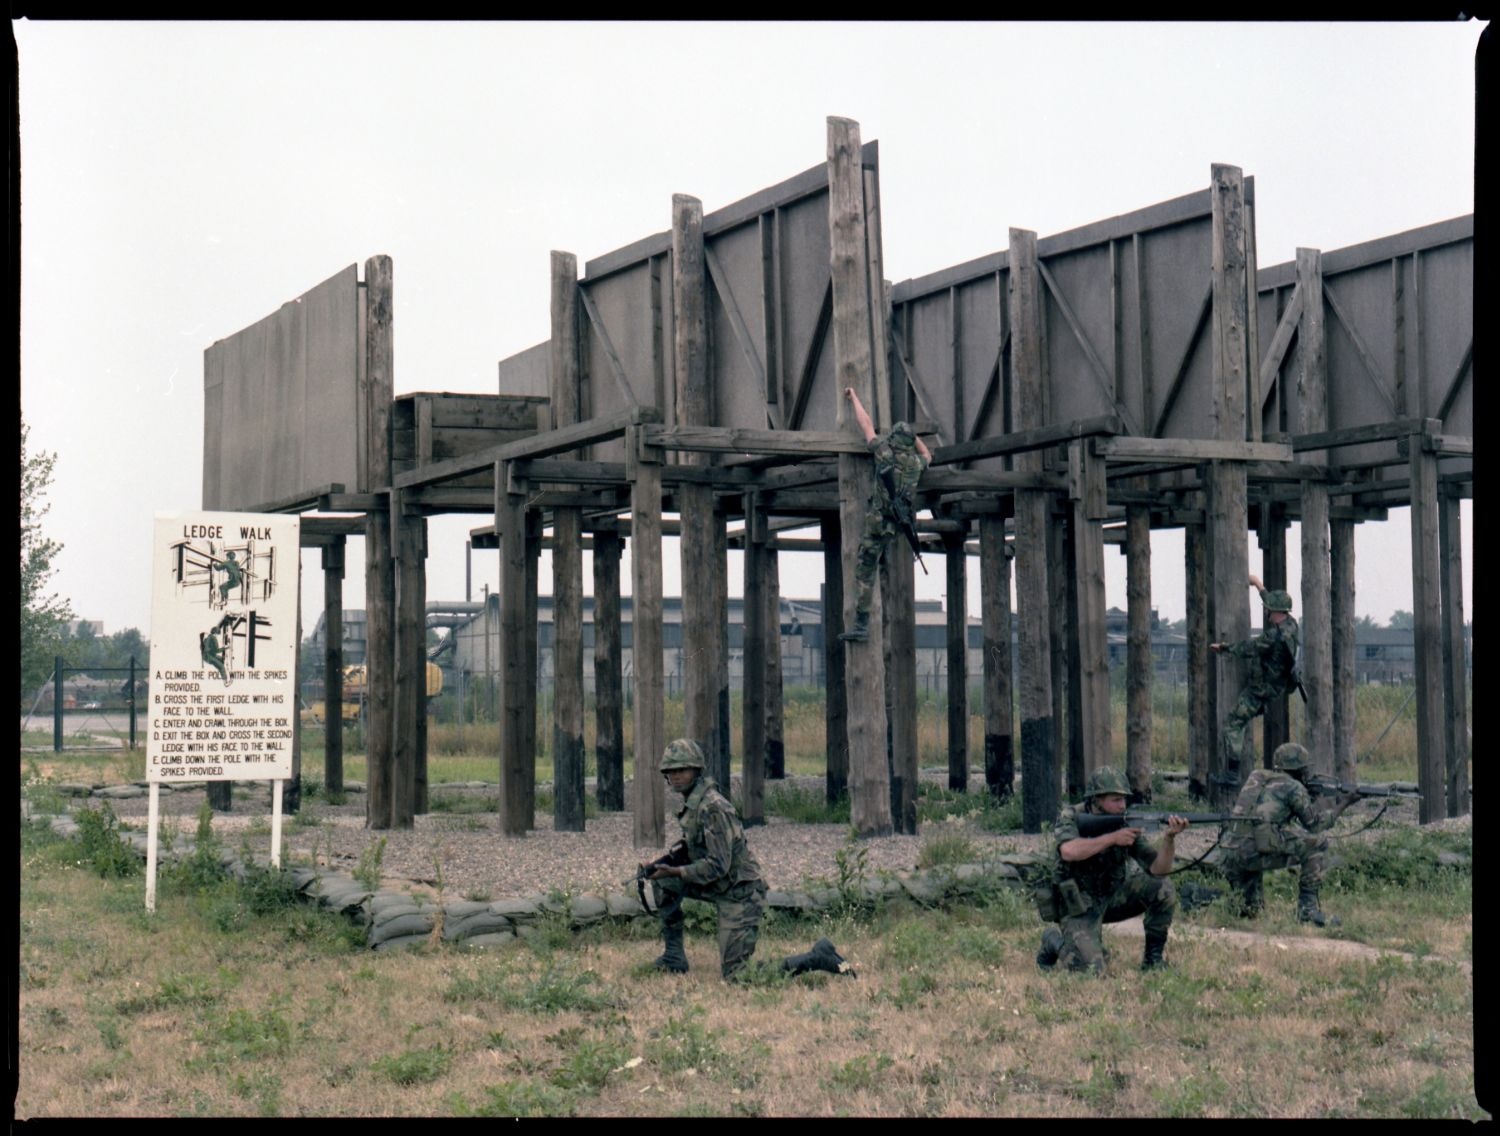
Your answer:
[1355,614,1379,632]
[1387,610,1415,631]
[21,421,73,700]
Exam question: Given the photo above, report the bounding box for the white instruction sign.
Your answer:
[146,511,301,783]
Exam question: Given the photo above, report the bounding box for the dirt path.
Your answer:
[1102,915,1471,974]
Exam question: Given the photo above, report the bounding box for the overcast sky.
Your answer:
[17,20,1482,641]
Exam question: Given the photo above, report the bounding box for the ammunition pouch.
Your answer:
[1030,878,1060,923]
[1057,879,1089,918]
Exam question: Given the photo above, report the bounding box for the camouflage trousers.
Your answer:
[1220,831,1330,890]
[1221,687,1275,766]
[652,877,767,980]
[1056,872,1177,975]
[850,510,897,619]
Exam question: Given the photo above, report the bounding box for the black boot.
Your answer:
[838,611,870,643]
[1297,882,1340,928]
[782,937,854,977]
[653,923,689,973]
[1141,929,1169,971]
[1035,928,1064,970]
[1234,873,1264,919]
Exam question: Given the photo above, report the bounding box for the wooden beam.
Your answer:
[628,427,666,847]
[1323,280,1399,415]
[1256,281,1302,411]
[362,254,396,830]
[979,517,1014,801]
[392,407,655,490]
[828,115,892,837]
[643,424,870,457]
[1010,226,1056,833]
[1409,441,1445,822]
[931,414,1122,468]
[592,528,625,813]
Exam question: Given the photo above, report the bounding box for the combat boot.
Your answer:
[1296,882,1340,928]
[653,923,689,973]
[1234,873,1264,919]
[1035,928,1064,970]
[838,611,870,643]
[1141,929,1169,971]
[783,937,854,977]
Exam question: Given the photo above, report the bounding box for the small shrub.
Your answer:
[372,1044,452,1086]
[353,836,388,890]
[72,803,141,879]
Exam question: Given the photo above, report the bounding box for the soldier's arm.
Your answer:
[844,387,878,443]
[678,804,735,887]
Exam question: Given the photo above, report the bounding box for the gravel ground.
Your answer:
[90,773,1450,904]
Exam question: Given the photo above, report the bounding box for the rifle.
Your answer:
[632,840,690,910]
[1305,776,1420,800]
[877,467,928,576]
[1074,810,1236,839]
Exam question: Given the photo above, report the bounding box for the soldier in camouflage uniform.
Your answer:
[1218,742,1359,927]
[838,387,932,643]
[1033,768,1189,973]
[643,739,769,980]
[1211,575,1301,772]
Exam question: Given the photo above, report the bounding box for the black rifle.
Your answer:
[633,840,690,910]
[1305,776,1420,800]
[877,467,928,576]
[1074,810,1236,839]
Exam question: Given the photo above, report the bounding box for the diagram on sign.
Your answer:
[168,531,280,689]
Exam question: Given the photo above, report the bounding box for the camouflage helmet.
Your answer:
[887,421,917,448]
[1084,767,1131,799]
[1262,588,1294,613]
[659,738,706,772]
[1273,742,1309,771]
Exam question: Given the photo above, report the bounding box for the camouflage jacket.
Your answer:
[1223,615,1301,697]
[1050,803,1159,901]
[675,776,764,896]
[1225,769,1334,853]
[868,428,929,518]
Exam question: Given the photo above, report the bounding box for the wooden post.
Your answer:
[629,425,667,847]
[1258,500,1290,762]
[414,519,428,816]
[391,492,419,829]
[524,508,541,827]
[715,512,731,789]
[322,540,344,794]
[593,527,625,811]
[1330,519,1357,784]
[884,513,918,833]
[979,515,1014,800]
[363,254,395,831]
[672,194,723,788]
[765,546,786,781]
[1058,506,1080,798]
[1069,439,1111,784]
[288,555,303,815]
[741,495,766,825]
[1296,248,1334,774]
[551,250,586,832]
[496,461,530,837]
[1409,431,1445,823]
[1010,227,1056,832]
[821,517,849,806]
[552,507,585,831]
[828,115,892,837]
[944,528,968,791]
[1185,517,1212,801]
[1439,487,1469,816]
[1125,503,1153,799]
[1208,165,1253,809]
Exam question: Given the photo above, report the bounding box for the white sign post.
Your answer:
[145,511,301,911]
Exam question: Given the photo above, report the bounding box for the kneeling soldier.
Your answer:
[1034,767,1188,973]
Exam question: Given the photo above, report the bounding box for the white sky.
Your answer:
[17,20,1482,639]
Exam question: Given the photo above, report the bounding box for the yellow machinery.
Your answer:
[300,662,443,726]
